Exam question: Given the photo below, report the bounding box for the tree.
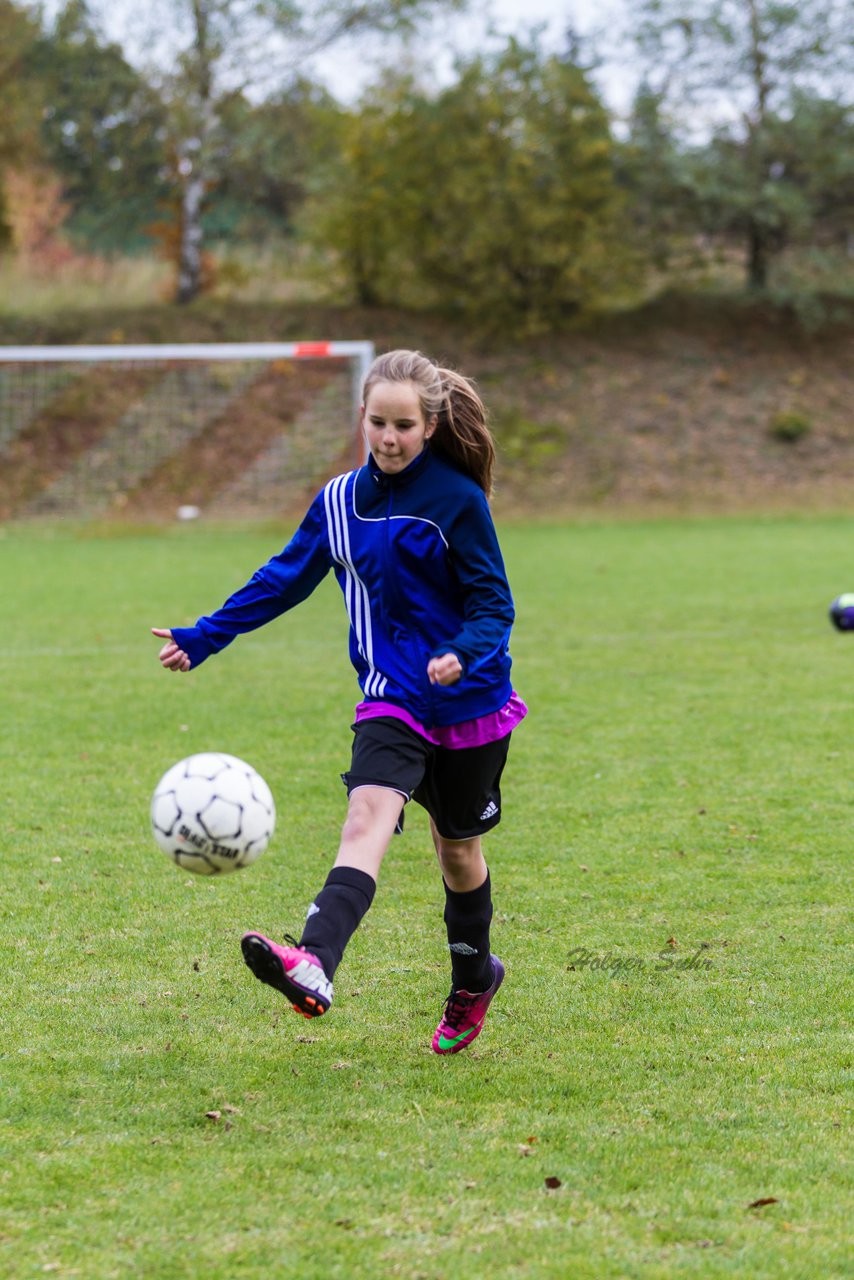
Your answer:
[307,40,638,326]
[93,0,464,303]
[633,0,854,288]
[32,1,169,252]
[766,93,854,252]
[215,79,342,241]
[619,80,698,271]
[301,86,404,306]
[0,0,45,246]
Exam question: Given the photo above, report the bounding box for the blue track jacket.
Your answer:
[171,447,516,728]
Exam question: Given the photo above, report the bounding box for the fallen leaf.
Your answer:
[544,1177,562,1190]
[205,1110,221,1122]
[666,936,677,947]
[747,1196,779,1210]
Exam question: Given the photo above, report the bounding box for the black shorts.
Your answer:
[342,716,511,841]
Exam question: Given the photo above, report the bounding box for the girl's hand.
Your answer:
[427,652,463,686]
[151,627,191,672]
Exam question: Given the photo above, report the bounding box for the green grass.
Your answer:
[1,515,851,1279]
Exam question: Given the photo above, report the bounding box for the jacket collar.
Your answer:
[367,446,432,490]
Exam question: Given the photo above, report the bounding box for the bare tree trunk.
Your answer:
[745,0,770,292]
[175,0,214,305]
[747,217,768,290]
[177,166,206,304]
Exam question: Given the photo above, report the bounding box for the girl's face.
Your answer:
[362,380,437,476]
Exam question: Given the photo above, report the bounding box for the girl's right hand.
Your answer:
[151,627,191,672]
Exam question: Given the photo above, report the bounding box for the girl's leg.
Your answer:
[430,819,487,892]
[431,818,494,993]
[298,785,405,980]
[242,786,406,1018]
[335,785,407,879]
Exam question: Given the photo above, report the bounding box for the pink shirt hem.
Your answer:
[354,691,527,749]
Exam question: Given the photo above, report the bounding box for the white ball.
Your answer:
[151,752,275,875]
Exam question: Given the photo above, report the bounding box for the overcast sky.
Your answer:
[41,0,636,116]
[309,0,635,112]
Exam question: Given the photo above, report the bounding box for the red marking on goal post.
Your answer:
[294,342,332,358]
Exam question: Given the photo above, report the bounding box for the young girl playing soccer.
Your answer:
[152,349,526,1054]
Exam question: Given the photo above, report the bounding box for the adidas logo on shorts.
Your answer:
[480,800,499,821]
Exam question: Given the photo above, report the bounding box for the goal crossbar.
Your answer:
[0,340,375,362]
[0,341,376,429]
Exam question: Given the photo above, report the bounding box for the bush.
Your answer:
[768,409,812,442]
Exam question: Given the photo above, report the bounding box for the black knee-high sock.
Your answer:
[299,866,376,981]
[443,871,493,992]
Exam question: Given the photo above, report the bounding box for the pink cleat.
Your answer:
[432,955,505,1054]
[241,932,333,1018]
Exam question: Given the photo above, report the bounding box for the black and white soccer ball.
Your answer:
[151,752,275,875]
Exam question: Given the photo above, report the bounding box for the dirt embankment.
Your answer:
[1,294,852,518]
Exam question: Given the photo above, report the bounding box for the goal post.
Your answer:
[0,340,375,521]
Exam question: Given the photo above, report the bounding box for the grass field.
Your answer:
[1,515,851,1279]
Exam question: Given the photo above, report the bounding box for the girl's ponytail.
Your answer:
[431,366,495,498]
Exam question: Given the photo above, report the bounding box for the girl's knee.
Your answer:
[341,787,403,845]
[342,795,374,843]
[436,836,481,874]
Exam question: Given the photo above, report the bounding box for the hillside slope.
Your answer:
[1,295,851,517]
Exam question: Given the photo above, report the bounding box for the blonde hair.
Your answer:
[362,349,496,496]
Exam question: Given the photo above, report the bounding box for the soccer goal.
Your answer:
[0,340,374,521]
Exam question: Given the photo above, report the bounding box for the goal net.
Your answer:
[0,341,374,522]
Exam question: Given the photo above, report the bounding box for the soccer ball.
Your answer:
[151,752,275,875]
[829,594,854,631]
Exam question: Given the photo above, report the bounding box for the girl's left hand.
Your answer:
[427,653,463,686]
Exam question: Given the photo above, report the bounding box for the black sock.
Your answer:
[443,871,493,992]
[299,866,376,980]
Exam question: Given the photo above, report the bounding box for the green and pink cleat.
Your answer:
[432,955,505,1055]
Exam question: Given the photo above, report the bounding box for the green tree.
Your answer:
[32,1,169,251]
[619,81,699,272]
[302,85,405,306]
[215,79,342,241]
[308,41,636,326]
[94,0,464,303]
[633,0,854,289]
[765,93,854,252]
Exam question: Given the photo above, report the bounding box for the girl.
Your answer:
[152,349,526,1054]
